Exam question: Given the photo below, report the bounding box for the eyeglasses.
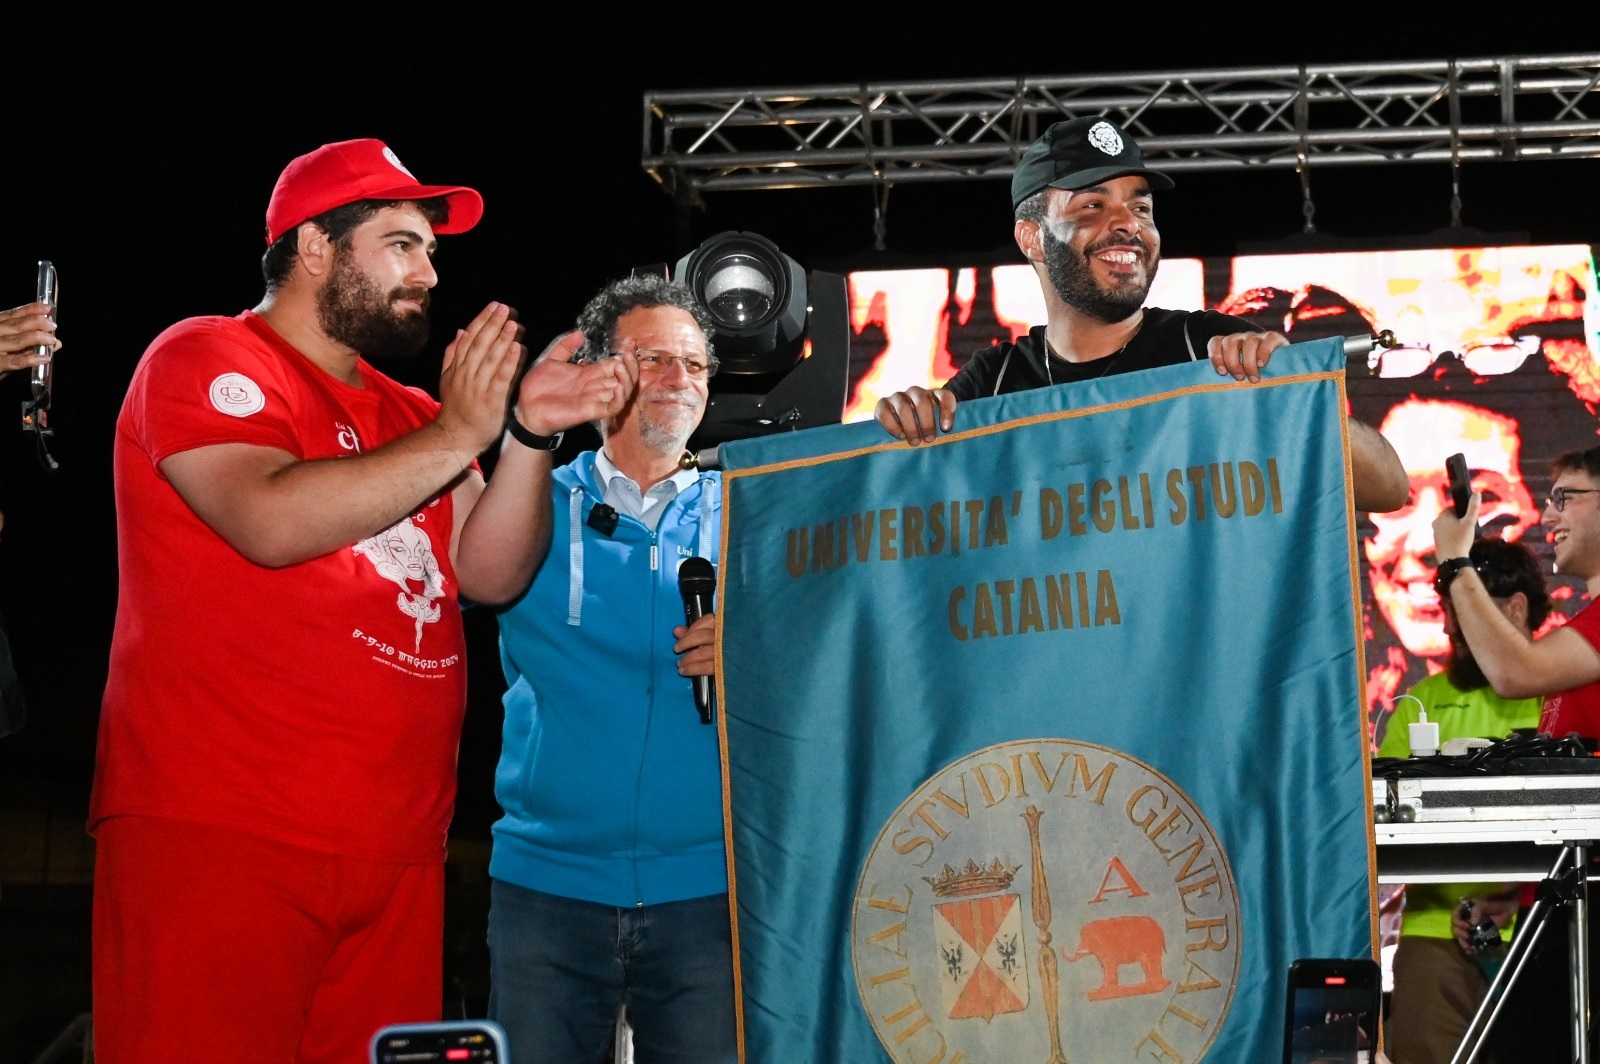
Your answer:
[610,349,719,379]
[1368,335,1543,379]
[1547,487,1600,512]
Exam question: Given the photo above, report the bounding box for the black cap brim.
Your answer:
[1045,165,1174,195]
[1014,165,1175,208]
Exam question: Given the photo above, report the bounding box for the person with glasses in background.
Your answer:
[1434,445,1600,738]
[1430,446,1600,1060]
[454,274,734,1064]
[1379,537,1550,1064]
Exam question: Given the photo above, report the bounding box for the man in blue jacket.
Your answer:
[455,274,729,1063]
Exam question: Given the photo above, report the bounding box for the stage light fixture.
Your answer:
[675,231,808,376]
[645,230,850,449]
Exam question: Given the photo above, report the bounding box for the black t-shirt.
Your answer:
[943,308,1260,400]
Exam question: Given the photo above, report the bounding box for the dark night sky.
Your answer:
[4,9,1598,834]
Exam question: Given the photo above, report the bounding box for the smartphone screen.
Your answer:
[1283,958,1380,1064]
[370,1020,507,1063]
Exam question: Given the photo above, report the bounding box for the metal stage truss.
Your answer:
[641,54,1600,197]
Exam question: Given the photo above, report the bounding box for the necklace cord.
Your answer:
[1044,317,1146,385]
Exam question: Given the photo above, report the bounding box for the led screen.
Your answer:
[843,245,1600,744]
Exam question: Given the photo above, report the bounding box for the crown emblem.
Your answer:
[922,858,1019,897]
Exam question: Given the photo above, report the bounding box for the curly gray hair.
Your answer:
[572,274,716,363]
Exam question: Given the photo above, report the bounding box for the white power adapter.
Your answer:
[1408,708,1441,757]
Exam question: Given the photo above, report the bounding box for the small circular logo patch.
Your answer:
[1088,121,1124,156]
[853,738,1238,1062]
[208,372,265,418]
[382,146,417,179]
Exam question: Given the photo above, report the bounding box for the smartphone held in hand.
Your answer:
[31,260,56,404]
[1283,957,1381,1064]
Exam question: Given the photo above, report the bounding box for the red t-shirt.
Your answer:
[1540,599,1600,738]
[91,312,468,863]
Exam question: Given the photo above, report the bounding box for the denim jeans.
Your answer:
[487,880,737,1064]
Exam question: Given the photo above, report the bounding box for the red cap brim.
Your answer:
[354,182,484,237]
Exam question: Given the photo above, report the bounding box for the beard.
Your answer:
[1445,637,1490,690]
[605,388,704,456]
[316,249,431,360]
[636,390,702,454]
[1042,226,1159,324]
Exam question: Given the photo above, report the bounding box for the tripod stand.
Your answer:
[1451,842,1592,1064]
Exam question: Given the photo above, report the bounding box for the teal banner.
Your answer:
[715,338,1375,1063]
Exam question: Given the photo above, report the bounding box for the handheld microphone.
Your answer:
[677,556,716,724]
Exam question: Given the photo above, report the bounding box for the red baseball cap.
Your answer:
[264,138,484,245]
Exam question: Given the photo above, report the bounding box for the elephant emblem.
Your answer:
[1061,915,1171,1001]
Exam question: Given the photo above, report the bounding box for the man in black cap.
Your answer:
[875,116,1408,513]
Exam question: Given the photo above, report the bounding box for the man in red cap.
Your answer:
[90,139,635,1063]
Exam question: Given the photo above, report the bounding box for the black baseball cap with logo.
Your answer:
[1010,117,1175,208]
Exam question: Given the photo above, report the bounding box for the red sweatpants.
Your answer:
[92,815,443,1064]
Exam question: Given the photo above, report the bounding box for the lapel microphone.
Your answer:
[587,503,619,536]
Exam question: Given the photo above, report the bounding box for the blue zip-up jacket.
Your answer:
[489,452,724,907]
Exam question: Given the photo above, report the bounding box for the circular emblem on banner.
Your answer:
[208,372,265,417]
[382,145,417,179]
[852,738,1238,1062]
[1087,121,1124,156]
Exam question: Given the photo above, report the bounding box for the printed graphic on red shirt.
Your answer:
[352,514,445,653]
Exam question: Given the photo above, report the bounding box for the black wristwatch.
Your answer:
[506,415,563,451]
[1434,556,1476,592]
